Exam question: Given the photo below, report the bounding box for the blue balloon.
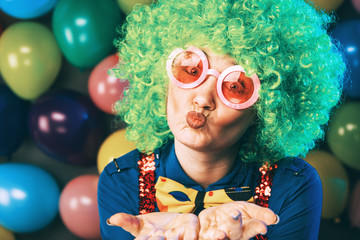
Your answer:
[0,85,29,156]
[28,89,104,166]
[332,20,360,99]
[0,0,58,19]
[0,163,60,232]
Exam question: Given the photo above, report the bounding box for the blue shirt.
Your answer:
[98,142,322,239]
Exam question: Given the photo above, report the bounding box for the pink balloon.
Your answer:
[88,54,129,114]
[349,180,360,229]
[59,175,101,240]
[352,0,360,13]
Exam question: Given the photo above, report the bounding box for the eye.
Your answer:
[229,82,243,92]
[221,72,255,104]
[184,66,200,77]
[223,81,244,93]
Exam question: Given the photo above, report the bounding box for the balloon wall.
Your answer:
[0,0,360,239]
[0,0,144,239]
[303,2,360,239]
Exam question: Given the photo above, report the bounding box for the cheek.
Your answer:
[167,84,188,115]
[166,85,183,128]
[214,109,255,135]
[166,86,177,116]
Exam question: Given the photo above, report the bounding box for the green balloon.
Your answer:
[52,0,123,68]
[116,0,154,14]
[0,22,62,100]
[327,102,360,171]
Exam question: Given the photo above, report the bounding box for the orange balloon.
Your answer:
[116,0,153,14]
[353,0,360,13]
[0,225,15,240]
[305,0,344,12]
[88,54,129,114]
[59,175,101,240]
[97,128,136,173]
[305,150,349,219]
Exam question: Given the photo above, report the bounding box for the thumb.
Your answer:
[108,213,143,236]
[241,219,268,240]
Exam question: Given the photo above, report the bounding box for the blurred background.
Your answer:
[0,0,359,239]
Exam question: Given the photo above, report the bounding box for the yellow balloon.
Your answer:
[0,156,9,163]
[0,225,15,240]
[97,128,137,173]
[0,22,61,100]
[305,150,349,219]
[305,0,344,12]
[116,0,154,14]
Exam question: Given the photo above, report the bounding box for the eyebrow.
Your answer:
[200,48,210,58]
[200,48,238,66]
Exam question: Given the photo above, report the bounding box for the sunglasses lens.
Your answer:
[171,51,203,84]
[221,71,255,104]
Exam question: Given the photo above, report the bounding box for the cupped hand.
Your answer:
[198,202,279,240]
[108,212,199,240]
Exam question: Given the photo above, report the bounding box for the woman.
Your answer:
[98,0,345,239]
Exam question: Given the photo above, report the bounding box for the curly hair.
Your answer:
[112,0,345,163]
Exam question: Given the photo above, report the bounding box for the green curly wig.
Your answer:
[112,0,345,163]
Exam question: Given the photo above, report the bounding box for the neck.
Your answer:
[174,140,239,189]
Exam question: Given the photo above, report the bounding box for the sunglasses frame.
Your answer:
[166,46,260,110]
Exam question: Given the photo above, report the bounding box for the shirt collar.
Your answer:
[159,142,253,191]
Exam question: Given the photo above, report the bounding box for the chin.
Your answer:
[177,134,215,152]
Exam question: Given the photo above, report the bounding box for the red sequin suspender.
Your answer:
[254,163,278,240]
[254,163,278,207]
[138,153,278,239]
[138,153,156,214]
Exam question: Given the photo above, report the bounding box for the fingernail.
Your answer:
[274,215,280,225]
[231,210,241,220]
[106,218,114,226]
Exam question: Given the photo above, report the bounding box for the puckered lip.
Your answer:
[186,111,207,129]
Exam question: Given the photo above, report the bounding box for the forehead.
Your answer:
[200,47,237,68]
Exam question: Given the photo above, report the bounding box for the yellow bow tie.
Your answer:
[155,176,254,213]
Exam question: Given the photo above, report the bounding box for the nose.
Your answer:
[192,74,218,111]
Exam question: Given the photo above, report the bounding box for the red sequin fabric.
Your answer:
[254,162,278,240]
[138,153,156,214]
[138,154,277,239]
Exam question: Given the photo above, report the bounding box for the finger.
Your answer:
[241,219,268,239]
[184,213,200,238]
[241,203,278,225]
[198,208,212,222]
[149,236,165,240]
[198,207,214,230]
[164,229,181,240]
[183,226,199,240]
[135,236,150,240]
[225,209,243,240]
[109,213,143,236]
[149,229,165,240]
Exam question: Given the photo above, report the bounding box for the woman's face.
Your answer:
[166,47,256,152]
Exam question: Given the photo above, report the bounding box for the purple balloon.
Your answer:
[0,85,29,156]
[28,89,104,166]
[332,20,360,99]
